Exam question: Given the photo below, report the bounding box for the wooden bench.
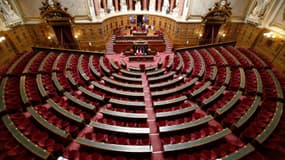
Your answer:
[2,115,50,159]
[27,107,70,138]
[75,137,152,153]
[89,121,150,134]
[163,128,231,152]
[47,98,84,123]
[159,115,213,133]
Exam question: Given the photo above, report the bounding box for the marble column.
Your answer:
[129,0,133,10]
[114,0,119,12]
[102,0,107,12]
[120,0,127,12]
[178,0,185,16]
[170,0,175,12]
[162,0,169,14]
[93,0,100,16]
[107,0,115,13]
[157,0,162,12]
[149,0,156,11]
[143,0,147,10]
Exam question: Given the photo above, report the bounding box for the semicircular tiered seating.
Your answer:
[0,45,285,160]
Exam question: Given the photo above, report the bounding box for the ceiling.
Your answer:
[0,0,284,35]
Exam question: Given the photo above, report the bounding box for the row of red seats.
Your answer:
[55,54,69,71]
[225,46,253,68]
[207,48,227,66]
[216,47,240,67]
[9,51,37,75]
[25,76,42,103]
[198,49,216,66]
[41,53,58,73]
[4,77,23,111]
[26,52,47,74]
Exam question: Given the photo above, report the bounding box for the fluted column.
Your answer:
[149,0,156,11]
[129,0,133,10]
[170,0,175,12]
[178,0,185,16]
[93,0,100,16]
[157,0,162,12]
[143,0,147,10]
[102,0,107,12]
[114,0,119,12]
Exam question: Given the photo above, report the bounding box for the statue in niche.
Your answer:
[0,0,22,26]
[172,0,179,16]
[250,0,271,18]
[162,0,169,14]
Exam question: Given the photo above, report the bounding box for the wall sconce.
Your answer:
[47,36,52,40]
[199,33,203,38]
[74,35,79,39]
[222,33,226,37]
[0,36,6,42]
[263,32,276,39]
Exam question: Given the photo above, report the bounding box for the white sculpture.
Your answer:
[172,0,179,16]
[0,0,22,27]
[250,0,271,18]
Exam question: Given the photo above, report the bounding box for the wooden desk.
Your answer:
[222,144,255,160]
[110,98,145,107]
[163,128,231,152]
[156,105,198,118]
[153,96,187,107]
[64,91,96,111]
[129,55,154,62]
[0,77,7,113]
[102,109,148,119]
[89,55,101,78]
[76,137,151,153]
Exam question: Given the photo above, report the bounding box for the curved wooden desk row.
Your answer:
[255,102,283,144]
[89,121,150,134]
[6,52,30,75]
[2,115,50,159]
[227,46,254,67]
[102,109,148,119]
[211,48,229,66]
[66,70,77,87]
[75,137,152,153]
[202,86,227,106]
[193,50,206,78]
[52,53,63,72]
[234,96,261,128]
[51,72,64,92]
[47,98,84,123]
[78,86,105,102]
[153,95,187,107]
[110,58,119,71]
[190,81,212,98]
[112,73,142,82]
[148,71,175,83]
[218,47,241,67]
[63,91,96,111]
[163,128,231,152]
[109,98,145,107]
[89,55,101,78]
[215,90,243,115]
[151,77,199,97]
[253,68,263,94]
[23,51,45,74]
[166,56,174,70]
[38,52,54,73]
[36,74,48,98]
[159,115,213,133]
[268,70,284,100]
[120,69,142,77]
[200,49,217,66]
[91,81,144,97]
[149,74,185,89]
[0,77,8,113]
[146,68,166,77]
[175,53,183,72]
[78,55,90,82]
[184,51,194,75]
[100,56,111,74]
[102,76,143,89]
[20,76,29,105]
[156,104,199,118]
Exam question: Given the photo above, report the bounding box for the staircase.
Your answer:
[164,36,173,54]
[105,35,115,54]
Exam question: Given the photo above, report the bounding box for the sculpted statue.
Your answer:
[250,0,271,18]
[0,0,22,26]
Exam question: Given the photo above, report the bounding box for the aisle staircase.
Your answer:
[105,35,115,54]
[164,36,173,54]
